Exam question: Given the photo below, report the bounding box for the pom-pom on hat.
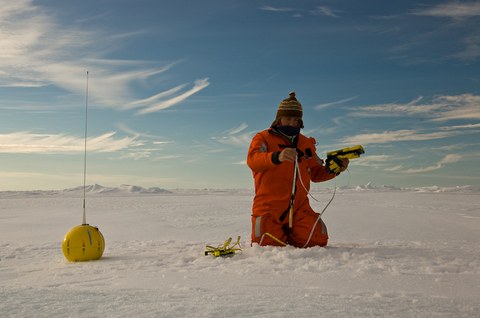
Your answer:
[271,91,303,127]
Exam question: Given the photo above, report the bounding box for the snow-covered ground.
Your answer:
[1,184,479,317]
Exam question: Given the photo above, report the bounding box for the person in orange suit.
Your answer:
[247,92,348,247]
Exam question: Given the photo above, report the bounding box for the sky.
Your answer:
[1,0,479,191]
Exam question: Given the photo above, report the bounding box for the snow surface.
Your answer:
[1,184,479,317]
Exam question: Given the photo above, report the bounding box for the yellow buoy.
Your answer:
[62,224,105,262]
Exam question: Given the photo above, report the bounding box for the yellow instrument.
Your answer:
[326,145,365,174]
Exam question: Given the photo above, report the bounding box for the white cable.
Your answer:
[302,214,321,248]
[294,157,337,247]
[295,157,320,202]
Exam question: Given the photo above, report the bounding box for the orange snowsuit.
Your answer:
[247,128,336,247]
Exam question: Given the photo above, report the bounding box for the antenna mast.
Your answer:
[82,71,89,225]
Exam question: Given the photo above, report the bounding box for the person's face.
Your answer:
[279,116,301,127]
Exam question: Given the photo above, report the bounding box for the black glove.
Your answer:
[325,156,345,175]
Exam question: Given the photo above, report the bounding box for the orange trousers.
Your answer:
[251,209,328,247]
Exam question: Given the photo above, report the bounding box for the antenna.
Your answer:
[82,71,89,225]
[62,70,105,262]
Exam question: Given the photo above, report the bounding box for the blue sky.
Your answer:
[1,0,479,190]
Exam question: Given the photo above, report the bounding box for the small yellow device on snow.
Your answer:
[205,236,242,257]
[62,224,105,262]
[326,145,365,175]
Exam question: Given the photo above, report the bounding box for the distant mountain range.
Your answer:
[0,183,479,198]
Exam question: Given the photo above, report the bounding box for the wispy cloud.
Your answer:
[354,155,392,169]
[116,123,173,142]
[0,131,137,154]
[452,35,480,61]
[376,153,464,174]
[350,94,480,121]
[211,123,254,147]
[439,123,480,131]
[312,6,340,18]
[404,154,463,173]
[0,0,207,114]
[405,2,480,62]
[260,6,295,13]
[315,96,358,110]
[152,155,183,162]
[225,122,248,135]
[410,2,480,18]
[260,5,340,18]
[431,94,480,121]
[135,78,210,115]
[342,129,456,145]
[127,83,187,110]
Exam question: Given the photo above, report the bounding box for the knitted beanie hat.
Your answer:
[271,91,303,127]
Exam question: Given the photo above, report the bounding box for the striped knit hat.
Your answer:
[271,91,303,127]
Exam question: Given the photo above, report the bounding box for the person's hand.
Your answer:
[338,158,349,172]
[278,148,297,163]
[326,157,350,174]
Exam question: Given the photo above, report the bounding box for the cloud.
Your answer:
[354,155,392,169]
[404,154,463,173]
[127,83,187,109]
[410,2,480,18]
[211,123,254,147]
[312,6,340,18]
[0,1,95,88]
[153,155,183,161]
[452,35,480,61]
[374,153,464,174]
[342,129,456,145]
[259,6,294,12]
[349,94,480,121]
[430,94,480,121]
[0,131,137,154]
[116,123,173,142]
[259,5,304,18]
[225,123,248,135]
[439,123,480,131]
[393,3,480,63]
[315,96,358,110]
[358,154,390,163]
[349,96,439,117]
[0,0,207,114]
[135,78,210,115]
[260,5,340,18]
[385,165,404,172]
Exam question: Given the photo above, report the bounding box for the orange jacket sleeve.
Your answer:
[247,131,277,173]
[305,138,336,182]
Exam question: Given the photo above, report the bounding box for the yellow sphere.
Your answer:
[62,224,105,262]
